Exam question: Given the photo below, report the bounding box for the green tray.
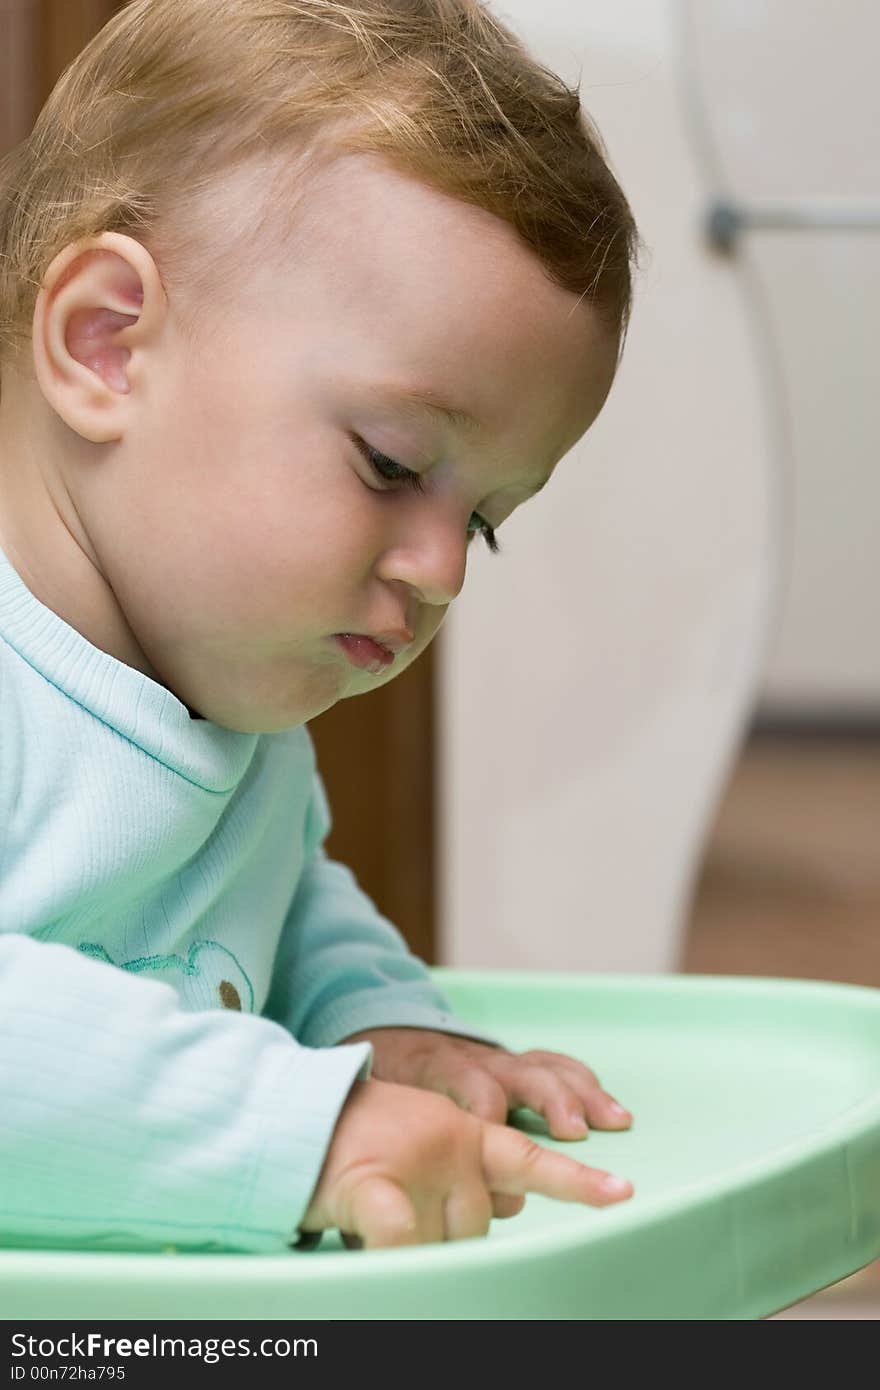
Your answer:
[2,970,879,1320]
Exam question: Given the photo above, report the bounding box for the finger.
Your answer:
[437,1066,509,1127]
[516,1052,633,1129]
[491,1192,526,1220]
[443,1183,493,1241]
[546,1067,633,1129]
[482,1123,634,1207]
[348,1176,420,1250]
[506,1066,596,1141]
[517,1050,600,1086]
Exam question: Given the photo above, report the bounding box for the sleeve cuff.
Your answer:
[239,1038,373,1250]
[297,999,505,1051]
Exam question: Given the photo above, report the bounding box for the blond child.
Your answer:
[0,0,643,1253]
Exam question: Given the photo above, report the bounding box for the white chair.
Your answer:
[437,0,785,974]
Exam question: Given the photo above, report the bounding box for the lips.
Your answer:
[334,633,395,673]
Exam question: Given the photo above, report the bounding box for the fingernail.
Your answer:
[601,1175,633,1196]
[568,1112,588,1135]
[609,1102,630,1119]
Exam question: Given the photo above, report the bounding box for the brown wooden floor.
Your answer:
[681,730,880,1318]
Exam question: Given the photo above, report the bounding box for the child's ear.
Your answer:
[30,231,167,444]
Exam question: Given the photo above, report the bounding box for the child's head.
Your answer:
[0,0,642,732]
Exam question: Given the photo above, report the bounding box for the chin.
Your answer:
[188,660,351,733]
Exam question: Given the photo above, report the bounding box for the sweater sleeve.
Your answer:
[262,769,504,1050]
[0,932,371,1254]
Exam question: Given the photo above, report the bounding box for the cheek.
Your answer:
[150,406,372,616]
[417,611,446,651]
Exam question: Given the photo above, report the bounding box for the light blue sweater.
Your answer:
[0,542,498,1254]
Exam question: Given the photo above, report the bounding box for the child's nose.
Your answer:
[379,527,469,609]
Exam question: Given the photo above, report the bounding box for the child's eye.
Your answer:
[353,437,501,556]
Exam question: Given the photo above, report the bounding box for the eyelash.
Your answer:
[354,437,501,555]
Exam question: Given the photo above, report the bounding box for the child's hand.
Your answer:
[338,1028,632,1141]
[300,1077,634,1249]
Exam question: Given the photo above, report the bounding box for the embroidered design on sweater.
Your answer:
[77,939,255,1012]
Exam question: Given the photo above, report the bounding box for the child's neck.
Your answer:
[0,376,165,689]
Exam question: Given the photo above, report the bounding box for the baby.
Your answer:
[0,0,642,1252]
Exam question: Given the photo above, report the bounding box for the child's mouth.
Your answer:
[332,633,396,674]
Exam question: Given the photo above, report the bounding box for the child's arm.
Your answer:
[262,768,505,1051]
[264,769,632,1142]
[0,932,371,1253]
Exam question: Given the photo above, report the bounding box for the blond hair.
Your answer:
[0,0,643,384]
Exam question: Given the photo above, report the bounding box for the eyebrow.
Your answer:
[368,383,482,435]
[366,383,550,496]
